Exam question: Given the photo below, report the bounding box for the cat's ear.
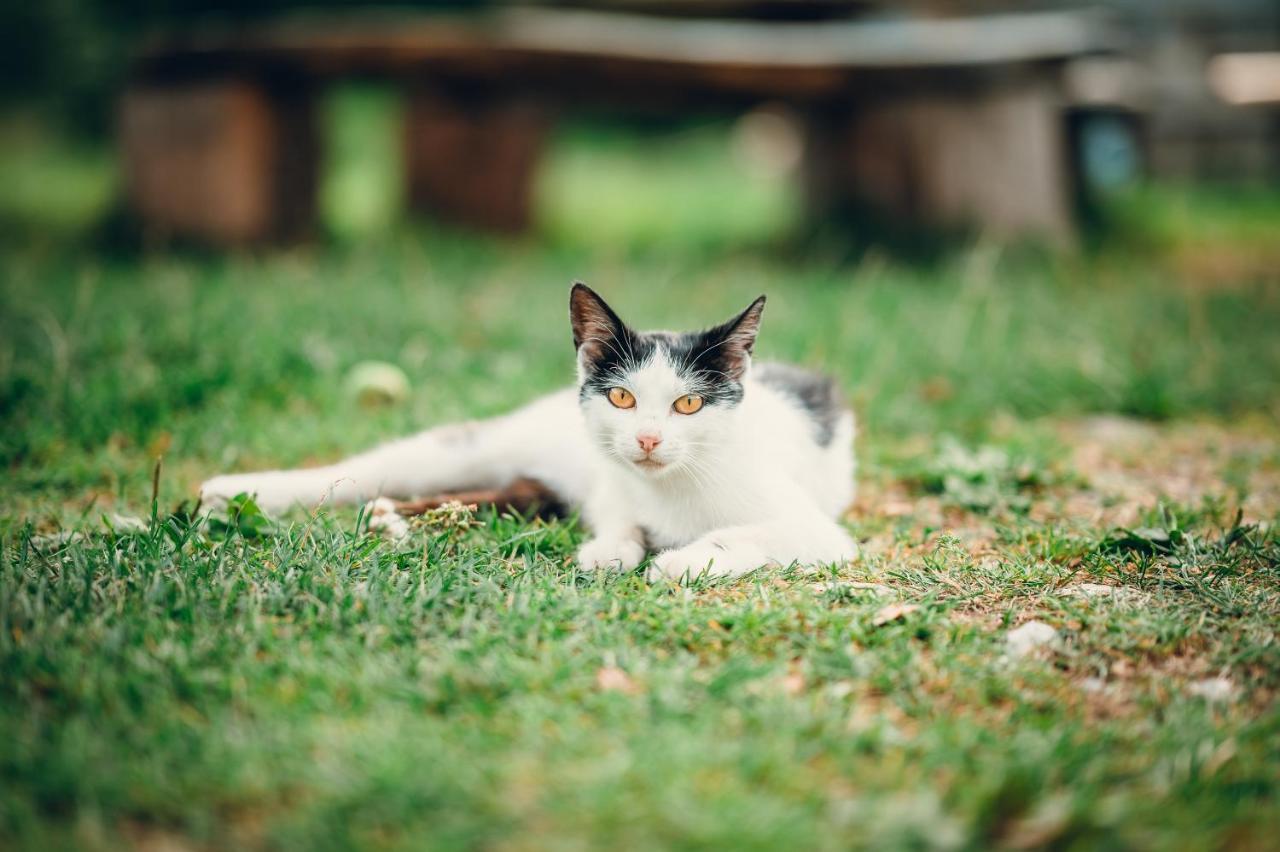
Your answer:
[699,295,766,380]
[570,282,629,363]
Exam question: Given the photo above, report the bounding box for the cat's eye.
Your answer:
[607,387,636,409]
[673,394,704,415]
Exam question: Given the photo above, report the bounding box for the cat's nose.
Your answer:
[636,433,662,455]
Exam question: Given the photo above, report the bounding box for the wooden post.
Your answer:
[806,78,1074,244]
[403,90,551,233]
[119,80,318,245]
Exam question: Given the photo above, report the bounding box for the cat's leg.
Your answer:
[577,527,646,573]
[646,515,856,583]
[576,478,646,572]
[200,388,589,515]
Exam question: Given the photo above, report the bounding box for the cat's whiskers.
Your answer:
[671,449,732,495]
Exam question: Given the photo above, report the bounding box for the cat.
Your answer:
[199,283,857,581]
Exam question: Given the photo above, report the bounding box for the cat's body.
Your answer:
[200,285,857,580]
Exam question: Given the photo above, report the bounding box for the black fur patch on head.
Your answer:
[665,295,766,388]
[570,282,648,399]
[569,284,768,408]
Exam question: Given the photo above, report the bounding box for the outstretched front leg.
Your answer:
[646,516,856,583]
[199,389,588,515]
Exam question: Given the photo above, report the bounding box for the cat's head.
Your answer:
[569,282,765,478]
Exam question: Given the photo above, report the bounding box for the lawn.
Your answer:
[2,102,1280,850]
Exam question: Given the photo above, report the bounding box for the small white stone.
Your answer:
[1062,583,1144,602]
[1187,677,1236,702]
[31,530,84,549]
[1005,620,1061,658]
[106,513,148,533]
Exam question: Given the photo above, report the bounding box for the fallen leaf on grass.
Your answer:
[1067,582,1115,597]
[811,581,894,596]
[882,500,915,517]
[1098,526,1181,556]
[873,603,920,626]
[1000,794,1073,849]
[595,666,641,694]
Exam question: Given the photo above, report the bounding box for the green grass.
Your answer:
[0,115,115,242]
[2,108,1280,850]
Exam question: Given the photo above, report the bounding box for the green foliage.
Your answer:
[902,436,1060,514]
[205,493,275,539]
[3,497,1278,850]
[1,114,1279,850]
[537,120,801,253]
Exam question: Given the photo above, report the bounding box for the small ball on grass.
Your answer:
[345,361,410,407]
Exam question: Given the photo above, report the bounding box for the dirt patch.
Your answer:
[1047,415,1280,528]
[854,416,1279,541]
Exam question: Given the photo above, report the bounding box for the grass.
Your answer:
[2,101,1280,850]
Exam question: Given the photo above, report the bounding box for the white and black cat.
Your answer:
[200,283,857,580]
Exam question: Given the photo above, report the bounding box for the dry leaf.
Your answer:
[849,582,895,595]
[595,666,640,694]
[873,603,920,626]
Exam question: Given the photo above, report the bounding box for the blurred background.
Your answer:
[4,7,1280,848]
[1,0,1278,253]
[1,0,1278,519]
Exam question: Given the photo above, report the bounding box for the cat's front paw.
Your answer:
[198,472,319,515]
[577,536,645,573]
[198,474,254,512]
[646,542,724,583]
[365,497,410,541]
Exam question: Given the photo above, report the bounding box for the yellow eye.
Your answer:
[608,387,636,409]
[673,394,704,415]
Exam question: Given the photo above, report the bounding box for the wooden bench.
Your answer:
[121,7,1117,245]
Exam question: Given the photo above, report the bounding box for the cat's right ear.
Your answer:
[570,282,628,364]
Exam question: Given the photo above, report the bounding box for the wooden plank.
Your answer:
[122,8,1110,243]
[133,9,1118,100]
[495,8,1118,69]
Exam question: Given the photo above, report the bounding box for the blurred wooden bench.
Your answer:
[121,7,1117,245]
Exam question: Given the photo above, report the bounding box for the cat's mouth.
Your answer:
[633,457,667,471]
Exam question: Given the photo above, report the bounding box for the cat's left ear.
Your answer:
[701,295,766,380]
[570,282,631,366]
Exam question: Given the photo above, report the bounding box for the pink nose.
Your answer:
[636,433,662,454]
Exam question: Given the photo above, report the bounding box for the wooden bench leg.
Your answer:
[403,90,551,233]
[120,80,318,245]
[806,80,1073,244]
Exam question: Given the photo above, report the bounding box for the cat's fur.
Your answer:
[199,284,857,580]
